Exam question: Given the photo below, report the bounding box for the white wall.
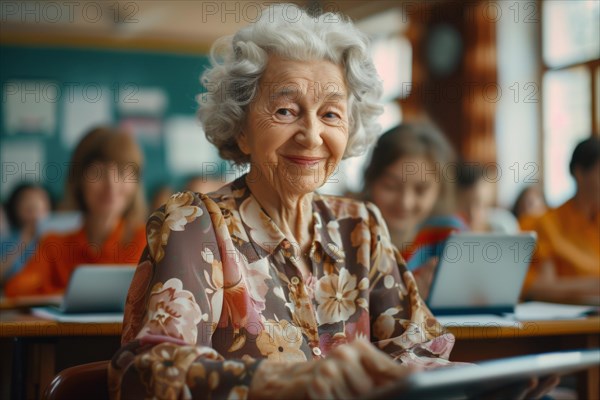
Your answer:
[495,0,542,208]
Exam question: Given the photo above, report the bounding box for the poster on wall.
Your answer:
[0,140,45,201]
[117,87,167,144]
[164,115,220,175]
[117,87,168,116]
[62,84,113,148]
[119,117,162,144]
[3,80,57,135]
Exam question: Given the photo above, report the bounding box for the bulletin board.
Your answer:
[0,45,222,203]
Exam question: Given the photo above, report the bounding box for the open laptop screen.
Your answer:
[61,265,135,314]
[427,232,536,315]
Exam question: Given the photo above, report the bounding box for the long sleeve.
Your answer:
[536,209,598,275]
[365,202,456,369]
[5,222,146,297]
[109,192,262,400]
[4,234,54,297]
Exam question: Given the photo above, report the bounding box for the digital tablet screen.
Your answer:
[366,349,600,400]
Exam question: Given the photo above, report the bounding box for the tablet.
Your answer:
[367,349,600,400]
[427,232,536,315]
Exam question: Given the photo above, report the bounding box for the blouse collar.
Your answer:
[227,174,346,265]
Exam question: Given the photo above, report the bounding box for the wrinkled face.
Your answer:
[370,156,441,234]
[17,188,50,227]
[238,56,349,196]
[82,161,137,219]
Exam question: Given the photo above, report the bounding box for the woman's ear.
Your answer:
[237,131,251,155]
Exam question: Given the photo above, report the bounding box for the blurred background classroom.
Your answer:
[0,1,599,399]
[3,0,598,294]
[0,0,597,212]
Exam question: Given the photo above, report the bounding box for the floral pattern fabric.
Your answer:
[109,174,457,400]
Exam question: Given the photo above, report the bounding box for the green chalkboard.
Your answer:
[0,44,214,203]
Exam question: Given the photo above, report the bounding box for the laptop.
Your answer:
[427,232,536,315]
[366,349,600,400]
[32,265,135,322]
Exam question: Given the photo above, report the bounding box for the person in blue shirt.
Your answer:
[363,124,468,298]
[1,183,51,285]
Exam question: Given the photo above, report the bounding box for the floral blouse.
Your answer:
[109,174,456,399]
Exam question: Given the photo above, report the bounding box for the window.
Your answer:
[542,0,599,206]
[542,0,599,68]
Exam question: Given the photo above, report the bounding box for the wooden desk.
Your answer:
[0,311,122,400]
[447,317,600,339]
[0,311,122,337]
[447,318,600,399]
[1,313,599,400]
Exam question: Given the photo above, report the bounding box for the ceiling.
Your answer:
[0,1,410,53]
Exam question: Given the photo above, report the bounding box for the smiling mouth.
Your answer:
[283,156,324,166]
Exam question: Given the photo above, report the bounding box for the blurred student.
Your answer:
[0,184,51,284]
[512,185,548,220]
[524,137,600,304]
[363,124,466,297]
[4,127,147,297]
[456,163,519,233]
[513,185,548,236]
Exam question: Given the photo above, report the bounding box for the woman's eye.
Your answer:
[276,108,293,117]
[323,111,339,119]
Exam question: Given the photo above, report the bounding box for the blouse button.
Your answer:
[312,347,322,356]
[291,276,300,285]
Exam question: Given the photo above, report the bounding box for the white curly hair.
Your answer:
[198,3,384,165]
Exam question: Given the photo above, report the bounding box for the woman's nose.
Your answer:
[102,166,121,189]
[295,114,324,149]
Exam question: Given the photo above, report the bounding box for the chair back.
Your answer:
[43,360,109,400]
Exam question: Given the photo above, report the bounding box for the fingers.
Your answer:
[349,340,414,384]
[308,359,352,400]
[515,378,538,400]
[334,346,375,396]
[327,341,381,394]
[476,378,536,400]
[525,375,560,400]
[305,340,419,399]
[318,340,410,398]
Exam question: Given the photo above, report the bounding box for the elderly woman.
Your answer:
[109,5,556,400]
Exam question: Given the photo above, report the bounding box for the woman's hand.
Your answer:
[413,257,439,300]
[249,339,416,399]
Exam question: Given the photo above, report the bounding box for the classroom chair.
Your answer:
[43,360,109,400]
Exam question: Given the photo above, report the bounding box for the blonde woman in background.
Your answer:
[5,127,147,297]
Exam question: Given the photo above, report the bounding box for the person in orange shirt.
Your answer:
[5,127,147,297]
[523,137,600,304]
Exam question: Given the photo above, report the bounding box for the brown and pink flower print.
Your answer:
[109,175,455,400]
[137,278,205,344]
